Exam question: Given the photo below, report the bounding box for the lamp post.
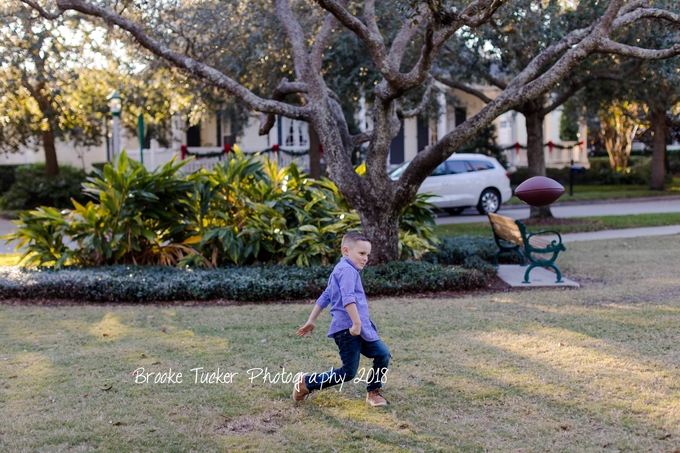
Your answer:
[107,90,122,160]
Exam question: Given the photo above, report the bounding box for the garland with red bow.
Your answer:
[500,141,585,155]
[180,143,314,160]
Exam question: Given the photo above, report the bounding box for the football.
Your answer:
[514,176,565,207]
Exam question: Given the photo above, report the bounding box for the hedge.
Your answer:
[509,156,671,187]
[0,260,492,303]
[0,165,19,196]
[423,235,522,267]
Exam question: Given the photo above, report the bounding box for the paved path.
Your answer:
[558,225,680,242]
[435,196,680,225]
[0,218,17,254]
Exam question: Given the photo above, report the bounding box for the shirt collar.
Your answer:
[341,256,358,270]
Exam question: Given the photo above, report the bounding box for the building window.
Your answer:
[454,107,467,127]
[298,123,308,147]
[285,121,295,146]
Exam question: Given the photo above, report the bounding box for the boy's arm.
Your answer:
[345,303,361,336]
[296,304,324,337]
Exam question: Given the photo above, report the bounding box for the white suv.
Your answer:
[390,154,512,215]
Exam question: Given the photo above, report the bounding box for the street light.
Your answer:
[107,90,122,160]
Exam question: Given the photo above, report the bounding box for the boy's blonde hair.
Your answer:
[341,232,370,249]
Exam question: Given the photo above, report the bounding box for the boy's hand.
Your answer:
[297,322,315,337]
[349,323,361,336]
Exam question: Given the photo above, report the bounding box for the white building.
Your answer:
[1,85,589,173]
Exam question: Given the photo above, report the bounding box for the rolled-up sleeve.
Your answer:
[316,286,331,309]
[335,268,357,307]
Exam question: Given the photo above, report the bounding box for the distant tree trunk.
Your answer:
[42,127,59,177]
[650,107,667,191]
[308,124,321,180]
[524,109,553,219]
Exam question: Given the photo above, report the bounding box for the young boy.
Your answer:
[293,232,391,406]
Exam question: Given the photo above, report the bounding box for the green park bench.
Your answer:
[487,212,567,284]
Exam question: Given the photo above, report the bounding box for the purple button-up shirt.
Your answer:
[316,257,380,342]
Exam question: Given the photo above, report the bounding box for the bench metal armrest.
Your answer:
[525,232,565,253]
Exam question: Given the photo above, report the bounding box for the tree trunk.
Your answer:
[650,107,667,191]
[356,204,400,264]
[525,110,553,218]
[308,123,321,180]
[42,128,59,177]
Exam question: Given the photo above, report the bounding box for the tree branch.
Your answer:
[310,3,347,72]
[596,40,680,60]
[459,0,508,27]
[435,76,494,104]
[388,11,425,68]
[364,0,380,36]
[397,76,435,118]
[19,0,64,19]
[351,130,373,147]
[39,0,309,121]
[315,0,393,78]
[258,80,342,135]
[274,0,319,88]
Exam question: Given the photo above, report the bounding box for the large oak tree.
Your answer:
[21,0,680,262]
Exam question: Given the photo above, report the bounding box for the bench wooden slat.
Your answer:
[528,236,550,249]
[488,213,524,246]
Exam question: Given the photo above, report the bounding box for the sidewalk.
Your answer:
[502,194,680,210]
[558,225,680,242]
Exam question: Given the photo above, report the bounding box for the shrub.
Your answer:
[509,156,665,187]
[6,151,439,268]
[1,164,89,210]
[423,235,522,266]
[0,165,18,196]
[669,152,680,175]
[0,261,490,302]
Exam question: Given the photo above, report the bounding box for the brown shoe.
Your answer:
[366,388,389,406]
[292,373,311,402]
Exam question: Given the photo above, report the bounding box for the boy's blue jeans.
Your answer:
[305,329,391,392]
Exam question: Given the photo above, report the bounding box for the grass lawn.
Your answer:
[506,178,680,205]
[436,212,680,237]
[1,236,680,451]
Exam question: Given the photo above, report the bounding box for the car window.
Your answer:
[430,162,447,176]
[446,161,469,174]
[389,161,410,178]
[469,160,495,171]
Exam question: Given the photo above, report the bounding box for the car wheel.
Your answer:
[477,189,501,214]
[444,207,465,216]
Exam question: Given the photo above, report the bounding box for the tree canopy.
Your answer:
[0,2,213,175]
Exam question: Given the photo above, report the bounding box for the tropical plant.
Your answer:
[4,150,438,268]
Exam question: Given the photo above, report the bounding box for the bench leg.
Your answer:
[547,263,564,283]
[523,263,564,284]
[522,264,537,284]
